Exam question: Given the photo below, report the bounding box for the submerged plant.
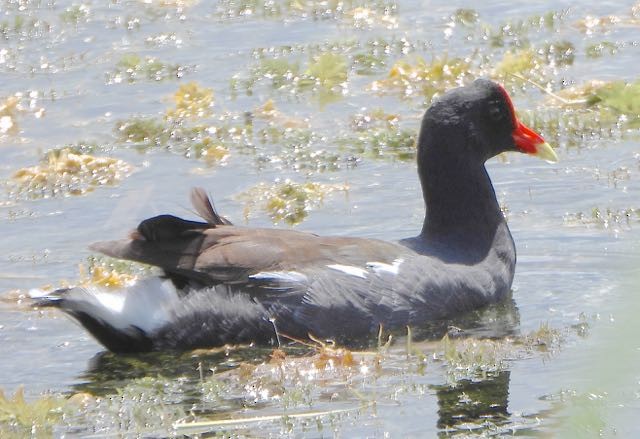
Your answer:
[339,110,416,162]
[60,4,90,25]
[340,128,416,162]
[585,41,618,58]
[492,48,546,83]
[303,53,347,89]
[539,79,640,130]
[371,56,473,99]
[440,334,506,375]
[0,387,66,438]
[115,117,169,145]
[519,106,621,150]
[485,9,568,48]
[0,96,19,136]
[238,179,348,225]
[236,52,348,104]
[107,54,186,83]
[166,82,214,120]
[192,137,230,165]
[585,81,640,127]
[8,148,132,200]
[78,256,154,289]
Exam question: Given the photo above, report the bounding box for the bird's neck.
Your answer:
[414,130,509,260]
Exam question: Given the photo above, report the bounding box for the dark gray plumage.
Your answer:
[33,79,556,353]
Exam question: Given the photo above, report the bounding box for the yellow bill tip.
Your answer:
[532,142,558,163]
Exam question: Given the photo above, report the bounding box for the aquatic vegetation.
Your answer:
[192,137,230,165]
[493,48,546,82]
[115,111,251,162]
[450,8,479,27]
[0,387,66,438]
[115,117,169,145]
[350,108,399,131]
[79,256,154,289]
[352,52,387,75]
[371,56,473,99]
[440,334,506,375]
[119,86,236,150]
[585,41,618,58]
[166,82,214,120]
[539,79,640,130]
[436,322,565,380]
[303,53,348,89]
[339,128,416,162]
[238,179,348,225]
[523,322,562,351]
[539,40,575,67]
[144,32,182,48]
[251,58,301,89]
[84,264,137,289]
[0,92,45,138]
[574,15,621,34]
[5,319,573,436]
[232,103,339,173]
[107,54,186,84]
[0,96,19,136]
[63,377,187,437]
[256,126,343,172]
[550,80,609,105]
[585,81,640,128]
[519,107,621,150]
[236,36,425,95]
[485,10,568,48]
[340,110,415,161]
[238,52,348,102]
[0,14,53,40]
[253,99,309,129]
[55,140,104,155]
[8,148,133,200]
[60,4,90,25]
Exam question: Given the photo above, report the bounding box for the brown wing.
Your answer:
[90,188,403,289]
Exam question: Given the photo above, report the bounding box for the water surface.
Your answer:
[1,0,640,436]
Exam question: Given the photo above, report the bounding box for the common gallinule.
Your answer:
[32,79,557,353]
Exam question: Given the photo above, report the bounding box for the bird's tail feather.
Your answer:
[29,278,180,353]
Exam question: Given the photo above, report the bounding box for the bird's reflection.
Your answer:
[432,371,511,432]
[71,294,520,434]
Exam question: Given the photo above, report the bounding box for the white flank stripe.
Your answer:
[366,258,404,275]
[249,271,308,283]
[327,264,368,278]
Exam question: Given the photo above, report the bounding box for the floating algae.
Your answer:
[238,179,348,225]
[9,148,132,200]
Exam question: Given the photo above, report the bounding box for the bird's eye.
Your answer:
[488,105,503,121]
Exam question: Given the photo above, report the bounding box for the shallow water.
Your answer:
[1,0,640,436]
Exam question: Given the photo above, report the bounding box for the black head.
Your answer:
[419,79,556,164]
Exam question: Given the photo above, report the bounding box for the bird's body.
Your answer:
[32,79,557,353]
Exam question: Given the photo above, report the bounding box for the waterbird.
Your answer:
[31,79,558,353]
